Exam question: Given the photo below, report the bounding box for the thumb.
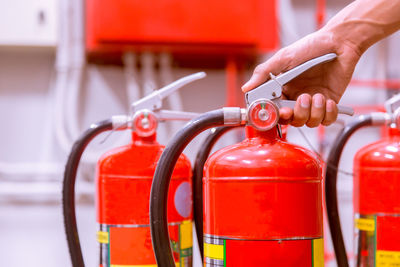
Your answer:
[241,49,291,92]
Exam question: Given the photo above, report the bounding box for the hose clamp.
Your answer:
[111,115,131,130]
[223,107,247,125]
[368,112,392,126]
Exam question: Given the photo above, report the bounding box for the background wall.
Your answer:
[0,0,399,266]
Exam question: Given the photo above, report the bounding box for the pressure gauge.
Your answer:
[248,99,279,131]
[133,110,158,137]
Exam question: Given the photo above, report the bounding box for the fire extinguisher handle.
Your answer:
[245,53,337,106]
[131,72,206,113]
[156,110,201,121]
[275,53,337,85]
[276,99,354,116]
[385,93,400,115]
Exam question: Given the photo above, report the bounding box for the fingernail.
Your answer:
[241,80,251,90]
[314,94,323,108]
[300,95,310,108]
[326,100,334,112]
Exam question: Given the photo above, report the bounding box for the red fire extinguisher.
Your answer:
[62,72,206,267]
[149,53,354,266]
[192,124,289,260]
[202,125,324,266]
[326,94,400,267]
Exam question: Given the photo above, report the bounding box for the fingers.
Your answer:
[278,107,293,125]
[279,94,338,127]
[291,94,311,127]
[306,94,326,127]
[322,99,338,126]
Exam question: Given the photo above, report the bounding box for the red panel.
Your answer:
[86,0,278,54]
[225,239,312,267]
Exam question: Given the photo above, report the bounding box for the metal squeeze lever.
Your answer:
[130,72,205,136]
[244,53,354,130]
[132,71,206,115]
[131,71,205,119]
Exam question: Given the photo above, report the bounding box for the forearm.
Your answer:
[322,0,400,54]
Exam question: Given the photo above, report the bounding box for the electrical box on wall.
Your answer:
[0,0,57,47]
[86,0,278,58]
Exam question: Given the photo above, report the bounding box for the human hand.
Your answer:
[242,29,361,127]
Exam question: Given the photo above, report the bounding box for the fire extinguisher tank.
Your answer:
[203,126,324,266]
[354,127,400,266]
[96,131,193,267]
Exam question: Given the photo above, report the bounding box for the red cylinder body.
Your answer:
[203,126,323,266]
[354,127,400,266]
[96,131,193,267]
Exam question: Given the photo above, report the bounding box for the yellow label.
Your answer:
[355,218,375,232]
[97,231,109,244]
[376,250,400,267]
[312,238,324,267]
[204,243,224,260]
[180,220,193,249]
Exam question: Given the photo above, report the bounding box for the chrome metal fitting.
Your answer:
[223,107,247,125]
[111,115,132,130]
[368,112,392,126]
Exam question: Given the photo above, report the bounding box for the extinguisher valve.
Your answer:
[385,93,400,115]
[131,72,206,113]
[384,93,400,127]
[245,53,339,107]
[244,53,354,130]
[127,72,208,136]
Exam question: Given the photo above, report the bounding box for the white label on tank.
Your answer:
[174,182,192,218]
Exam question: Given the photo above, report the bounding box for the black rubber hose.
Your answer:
[193,126,236,259]
[150,110,225,267]
[63,119,113,267]
[325,115,372,267]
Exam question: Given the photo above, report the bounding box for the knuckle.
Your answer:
[306,120,319,128]
[292,117,307,127]
[291,121,305,127]
[307,113,324,127]
[253,64,266,75]
[294,111,309,122]
[321,120,333,126]
[322,114,337,126]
